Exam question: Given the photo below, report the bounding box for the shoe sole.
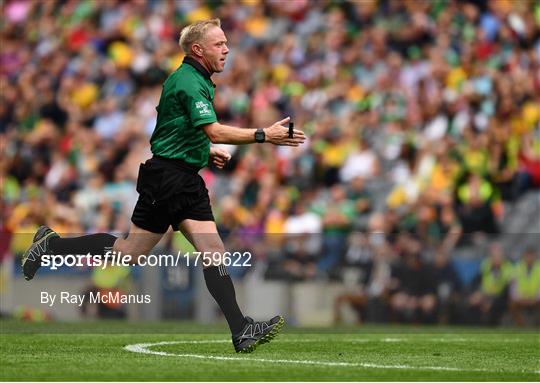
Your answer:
[238,316,285,353]
[22,231,57,281]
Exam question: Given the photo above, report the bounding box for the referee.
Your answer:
[22,18,306,353]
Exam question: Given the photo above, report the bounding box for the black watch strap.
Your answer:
[255,128,265,143]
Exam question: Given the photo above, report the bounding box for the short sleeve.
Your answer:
[177,81,217,128]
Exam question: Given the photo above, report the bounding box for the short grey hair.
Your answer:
[179,18,221,54]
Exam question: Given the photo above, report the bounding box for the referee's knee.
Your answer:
[200,237,226,254]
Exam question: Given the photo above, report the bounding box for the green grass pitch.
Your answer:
[1,320,539,381]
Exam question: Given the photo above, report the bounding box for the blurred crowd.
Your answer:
[1,0,540,324]
[330,239,540,326]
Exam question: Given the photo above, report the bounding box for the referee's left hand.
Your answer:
[209,147,231,169]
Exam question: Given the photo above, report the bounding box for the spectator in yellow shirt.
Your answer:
[509,248,540,326]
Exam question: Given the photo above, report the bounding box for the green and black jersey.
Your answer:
[150,57,217,168]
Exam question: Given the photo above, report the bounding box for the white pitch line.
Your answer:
[124,340,540,374]
[122,339,320,344]
[126,337,531,344]
[352,337,525,343]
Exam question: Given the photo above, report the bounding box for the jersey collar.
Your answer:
[183,56,216,87]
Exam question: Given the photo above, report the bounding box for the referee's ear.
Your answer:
[192,43,204,58]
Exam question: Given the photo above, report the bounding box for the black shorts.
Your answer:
[131,156,214,233]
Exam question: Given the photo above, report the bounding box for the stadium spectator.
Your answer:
[509,248,540,326]
[456,172,499,234]
[334,233,393,324]
[389,240,438,323]
[313,184,355,273]
[518,134,540,190]
[340,139,380,183]
[279,237,319,282]
[276,200,322,281]
[468,242,514,325]
[432,251,461,324]
[436,200,463,253]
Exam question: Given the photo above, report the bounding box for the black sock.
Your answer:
[203,265,245,335]
[49,233,117,257]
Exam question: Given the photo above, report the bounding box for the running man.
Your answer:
[22,18,306,353]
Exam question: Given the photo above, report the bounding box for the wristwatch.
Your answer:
[254,128,265,143]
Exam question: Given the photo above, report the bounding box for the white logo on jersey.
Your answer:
[195,101,211,116]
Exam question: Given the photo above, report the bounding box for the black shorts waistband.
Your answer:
[151,155,201,175]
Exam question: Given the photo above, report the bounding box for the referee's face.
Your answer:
[201,26,229,74]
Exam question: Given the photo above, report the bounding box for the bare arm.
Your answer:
[201,117,306,146]
[202,122,258,144]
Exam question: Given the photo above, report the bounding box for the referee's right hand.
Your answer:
[264,117,306,146]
